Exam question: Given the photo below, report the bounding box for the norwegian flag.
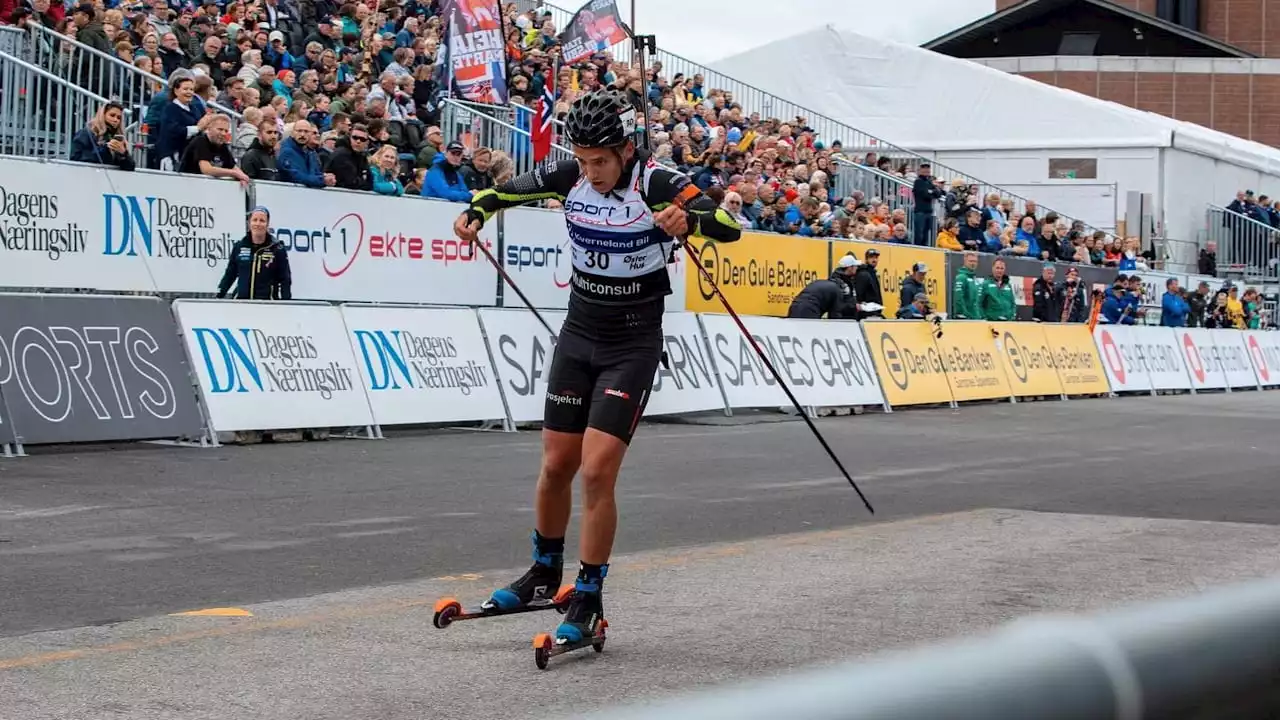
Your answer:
[532,78,555,163]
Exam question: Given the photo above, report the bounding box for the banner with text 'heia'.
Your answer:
[340,306,506,426]
[477,308,567,424]
[698,314,885,409]
[175,300,373,432]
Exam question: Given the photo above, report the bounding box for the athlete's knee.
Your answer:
[540,433,581,487]
[579,459,619,510]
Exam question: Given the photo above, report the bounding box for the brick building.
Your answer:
[923,0,1280,148]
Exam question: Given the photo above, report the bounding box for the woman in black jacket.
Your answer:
[217,207,292,300]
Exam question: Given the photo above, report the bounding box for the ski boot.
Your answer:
[432,538,574,629]
[532,566,608,669]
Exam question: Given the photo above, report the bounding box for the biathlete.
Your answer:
[452,89,741,644]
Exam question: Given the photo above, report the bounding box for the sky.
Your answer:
[552,0,997,64]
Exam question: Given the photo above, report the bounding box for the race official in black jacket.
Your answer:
[217,207,293,300]
[787,255,860,320]
[1032,264,1065,322]
[852,248,884,319]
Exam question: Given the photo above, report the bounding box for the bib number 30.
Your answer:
[582,250,610,270]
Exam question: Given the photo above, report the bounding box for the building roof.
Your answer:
[921,0,1254,59]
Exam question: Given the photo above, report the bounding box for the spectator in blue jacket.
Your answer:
[1160,278,1190,327]
[276,121,334,188]
[421,142,475,202]
[1101,283,1137,325]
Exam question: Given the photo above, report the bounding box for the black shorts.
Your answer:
[543,305,663,444]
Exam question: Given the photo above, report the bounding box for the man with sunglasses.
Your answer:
[327,123,374,191]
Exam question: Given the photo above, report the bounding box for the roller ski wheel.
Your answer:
[532,618,608,670]
[430,585,574,630]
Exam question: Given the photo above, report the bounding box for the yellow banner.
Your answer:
[863,320,954,407]
[989,322,1065,397]
[686,233,828,317]
[932,321,1012,402]
[831,241,948,319]
[1039,323,1111,395]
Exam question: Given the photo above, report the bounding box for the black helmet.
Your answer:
[564,90,636,148]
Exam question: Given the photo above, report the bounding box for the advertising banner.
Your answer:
[646,312,726,417]
[1210,329,1262,389]
[1038,324,1111,395]
[0,157,242,295]
[989,322,1064,397]
[862,320,954,407]
[477,308,567,423]
[340,306,506,426]
[941,251,1117,322]
[1175,328,1229,390]
[0,294,204,444]
[255,182,498,306]
[932,321,1012,402]
[499,207,687,311]
[832,240,948,320]
[175,300,373,432]
[1243,330,1280,386]
[558,0,633,65]
[698,314,884,409]
[1093,325,1191,393]
[441,0,508,104]
[685,233,827,317]
[0,384,14,446]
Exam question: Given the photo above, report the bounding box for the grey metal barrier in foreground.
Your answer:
[588,574,1280,720]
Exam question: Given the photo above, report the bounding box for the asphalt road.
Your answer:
[2,392,1280,719]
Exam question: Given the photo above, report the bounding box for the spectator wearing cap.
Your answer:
[276,120,333,188]
[70,101,136,171]
[72,4,112,55]
[980,259,1016,321]
[1159,278,1190,327]
[326,123,373,191]
[853,248,884,319]
[911,162,942,246]
[899,263,929,311]
[787,255,859,320]
[1031,264,1064,323]
[896,293,929,320]
[422,141,474,202]
[218,206,291,301]
[238,118,280,181]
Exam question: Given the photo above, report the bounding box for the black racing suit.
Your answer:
[466,152,741,443]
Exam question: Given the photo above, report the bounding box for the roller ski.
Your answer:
[433,544,573,629]
[532,566,608,670]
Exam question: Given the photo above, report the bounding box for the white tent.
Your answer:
[712,25,1280,247]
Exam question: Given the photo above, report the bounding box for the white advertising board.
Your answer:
[0,157,243,294]
[339,306,507,426]
[698,314,885,409]
[174,300,374,432]
[645,312,726,417]
[1210,329,1262,389]
[1243,330,1280,386]
[477,308,567,423]
[500,206,688,312]
[1175,328,1228,390]
[254,182,498,306]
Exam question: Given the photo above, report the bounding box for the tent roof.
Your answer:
[922,0,1253,59]
[710,25,1280,175]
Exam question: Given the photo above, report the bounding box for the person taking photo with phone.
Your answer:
[70,101,136,171]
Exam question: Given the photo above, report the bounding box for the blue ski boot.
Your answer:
[555,563,607,644]
[482,533,565,613]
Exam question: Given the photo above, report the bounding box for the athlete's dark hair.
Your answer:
[564,89,635,149]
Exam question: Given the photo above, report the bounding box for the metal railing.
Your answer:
[1205,204,1280,281]
[9,22,241,162]
[0,26,22,55]
[0,51,119,160]
[536,1,1115,243]
[590,574,1280,720]
[440,99,574,180]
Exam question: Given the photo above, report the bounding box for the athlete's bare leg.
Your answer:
[534,429,583,539]
[576,428,628,564]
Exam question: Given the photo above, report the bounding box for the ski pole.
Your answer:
[469,233,559,341]
[683,240,875,515]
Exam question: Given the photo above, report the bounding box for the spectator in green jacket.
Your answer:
[951,251,983,319]
[981,258,1017,321]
